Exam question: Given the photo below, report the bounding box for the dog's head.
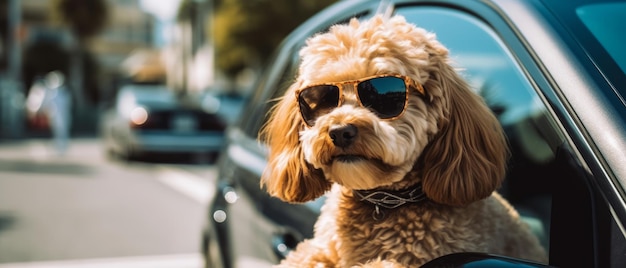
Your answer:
[260,15,508,206]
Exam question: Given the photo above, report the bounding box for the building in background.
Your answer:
[89,0,154,105]
[0,0,219,139]
[0,0,23,138]
[164,0,216,95]
[0,0,155,138]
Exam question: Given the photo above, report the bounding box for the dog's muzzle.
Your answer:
[329,124,358,148]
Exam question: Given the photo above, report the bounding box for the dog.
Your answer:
[260,14,547,267]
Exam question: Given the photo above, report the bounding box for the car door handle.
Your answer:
[271,231,301,260]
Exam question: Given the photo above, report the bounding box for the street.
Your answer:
[0,138,216,267]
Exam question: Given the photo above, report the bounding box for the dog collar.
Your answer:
[353,183,428,220]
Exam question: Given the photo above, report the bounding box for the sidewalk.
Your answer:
[0,137,104,165]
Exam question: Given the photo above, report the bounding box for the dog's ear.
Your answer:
[259,84,332,203]
[420,61,509,206]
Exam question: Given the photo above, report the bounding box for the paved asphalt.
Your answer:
[0,138,216,267]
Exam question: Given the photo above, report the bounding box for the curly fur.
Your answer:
[261,15,547,267]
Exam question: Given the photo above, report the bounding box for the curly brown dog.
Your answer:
[260,14,547,267]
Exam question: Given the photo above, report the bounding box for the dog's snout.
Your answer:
[329,124,358,148]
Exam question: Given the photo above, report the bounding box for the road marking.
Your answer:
[156,167,215,205]
[0,253,203,268]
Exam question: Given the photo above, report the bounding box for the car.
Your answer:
[101,83,228,161]
[202,0,626,267]
[203,90,247,126]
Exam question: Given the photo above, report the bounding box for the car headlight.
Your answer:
[130,106,148,125]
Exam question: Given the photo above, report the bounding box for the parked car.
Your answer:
[101,83,227,161]
[203,90,247,126]
[202,0,626,267]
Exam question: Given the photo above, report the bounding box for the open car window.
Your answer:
[396,5,626,267]
[396,4,562,253]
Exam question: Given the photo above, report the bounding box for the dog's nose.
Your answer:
[329,124,358,148]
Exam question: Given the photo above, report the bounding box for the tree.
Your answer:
[212,0,337,78]
[51,0,109,41]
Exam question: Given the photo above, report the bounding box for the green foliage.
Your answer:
[51,0,109,40]
[213,0,337,77]
[177,0,199,22]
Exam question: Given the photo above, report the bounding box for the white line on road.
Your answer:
[0,253,203,268]
[156,167,215,205]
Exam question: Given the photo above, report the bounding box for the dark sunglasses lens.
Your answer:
[357,76,407,118]
[298,85,340,125]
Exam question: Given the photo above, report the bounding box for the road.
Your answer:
[0,138,216,267]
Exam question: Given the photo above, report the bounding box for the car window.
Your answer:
[237,49,284,137]
[577,2,626,75]
[542,0,626,106]
[396,6,626,267]
[396,5,564,252]
[398,7,541,126]
[237,46,299,138]
[239,9,373,139]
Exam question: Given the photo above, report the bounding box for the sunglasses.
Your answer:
[296,74,425,126]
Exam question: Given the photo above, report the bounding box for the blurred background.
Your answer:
[0,0,336,138]
[0,0,334,267]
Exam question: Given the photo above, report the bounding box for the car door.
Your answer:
[219,46,321,267]
[392,2,626,267]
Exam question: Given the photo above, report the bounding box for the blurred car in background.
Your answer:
[203,90,247,126]
[101,83,227,161]
[202,0,626,267]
